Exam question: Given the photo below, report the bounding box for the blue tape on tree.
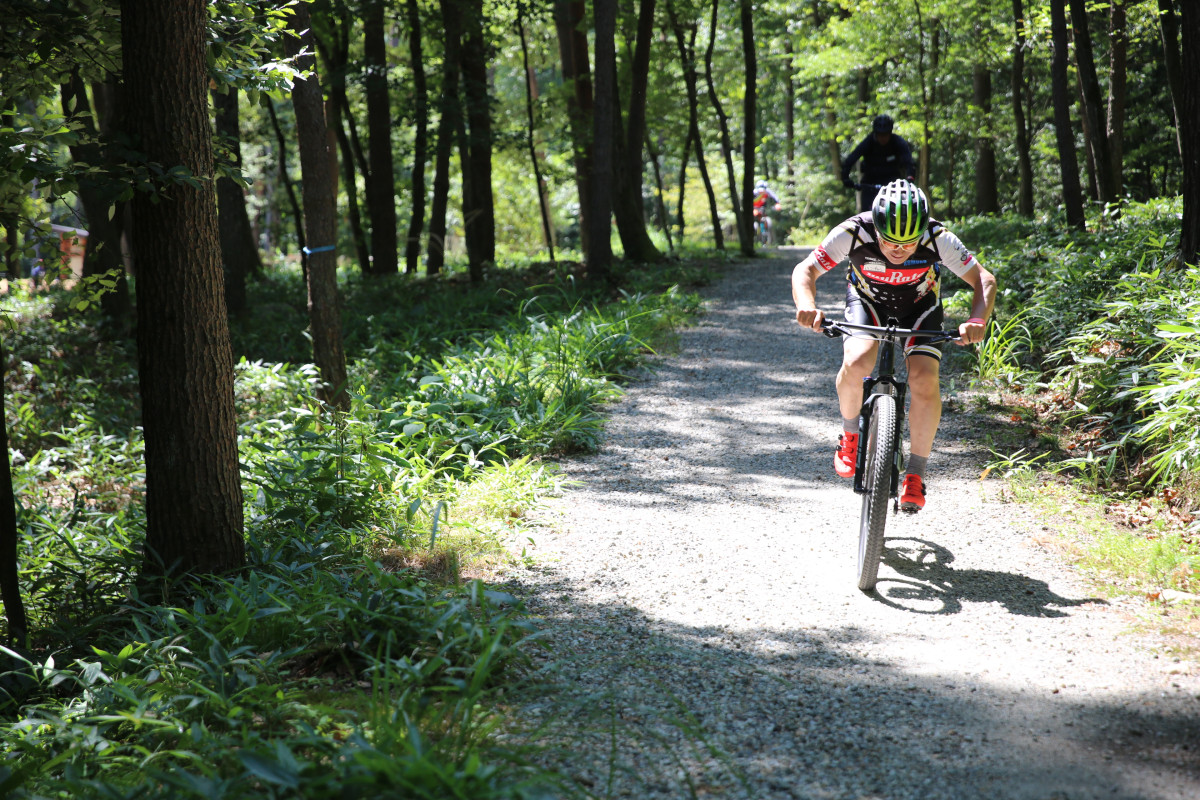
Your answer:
[302,244,336,255]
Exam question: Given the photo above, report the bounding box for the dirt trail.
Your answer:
[507,252,1200,800]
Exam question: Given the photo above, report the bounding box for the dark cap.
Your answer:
[872,114,894,134]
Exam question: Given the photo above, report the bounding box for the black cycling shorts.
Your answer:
[844,285,945,361]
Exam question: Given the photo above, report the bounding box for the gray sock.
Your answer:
[843,416,859,434]
[907,454,928,480]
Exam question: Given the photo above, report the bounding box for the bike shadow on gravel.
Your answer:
[872,536,1106,616]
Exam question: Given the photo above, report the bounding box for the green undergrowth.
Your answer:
[955,199,1200,618]
[0,258,713,797]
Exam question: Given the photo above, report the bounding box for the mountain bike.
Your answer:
[820,318,959,592]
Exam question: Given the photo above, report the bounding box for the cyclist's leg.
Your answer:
[902,300,946,459]
[838,290,880,419]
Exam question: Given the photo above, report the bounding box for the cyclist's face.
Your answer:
[879,238,919,264]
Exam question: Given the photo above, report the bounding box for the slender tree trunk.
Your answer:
[611,0,662,264]
[1180,0,1199,264]
[676,125,691,242]
[1106,0,1127,196]
[588,0,616,283]
[914,2,933,190]
[0,335,27,649]
[459,0,495,282]
[285,4,349,411]
[363,0,397,275]
[1158,0,1184,157]
[267,100,305,255]
[519,13,555,261]
[973,64,998,214]
[315,18,372,275]
[1011,0,1034,216]
[705,0,746,252]
[646,133,674,253]
[212,88,263,317]
[1050,0,1086,229]
[785,38,796,184]
[553,0,593,256]
[1075,76,1099,201]
[403,0,428,274]
[120,0,245,577]
[428,0,464,275]
[739,0,756,257]
[666,0,723,249]
[61,72,132,323]
[1069,0,1116,203]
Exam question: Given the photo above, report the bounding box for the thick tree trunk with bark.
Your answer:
[212,87,263,317]
[459,0,495,282]
[1011,0,1035,216]
[1181,0,1200,264]
[553,0,593,256]
[363,0,398,275]
[739,0,756,257]
[611,0,662,264]
[0,336,27,648]
[1050,0,1086,229]
[588,0,615,283]
[973,64,998,214]
[1069,0,1116,203]
[429,2,463,275]
[285,4,349,411]
[120,0,245,577]
[404,0,428,274]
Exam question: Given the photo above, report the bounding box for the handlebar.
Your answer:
[820,317,961,344]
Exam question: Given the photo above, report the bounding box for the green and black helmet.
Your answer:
[871,179,929,245]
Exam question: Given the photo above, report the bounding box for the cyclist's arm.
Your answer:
[840,138,869,183]
[792,260,825,331]
[956,264,997,345]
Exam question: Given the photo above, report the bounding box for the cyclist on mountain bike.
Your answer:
[791,179,997,511]
[753,180,782,244]
[841,115,916,212]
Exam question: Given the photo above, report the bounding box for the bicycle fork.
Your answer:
[852,377,908,497]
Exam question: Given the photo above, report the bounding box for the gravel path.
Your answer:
[506,251,1200,800]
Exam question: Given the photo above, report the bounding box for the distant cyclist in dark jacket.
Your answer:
[841,114,916,211]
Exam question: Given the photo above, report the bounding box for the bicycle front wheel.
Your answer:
[857,394,897,592]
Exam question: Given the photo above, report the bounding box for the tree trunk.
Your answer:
[588,0,615,283]
[739,0,756,257]
[0,335,27,649]
[403,0,428,274]
[267,100,305,255]
[1011,0,1034,217]
[1069,0,1116,204]
[1106,0,1127,195]
[665,0,723,249]
[784,38,796,184]
[363,0,397,275]
[676,125,691,242]
[428,0,464,275]
[611,0,662,264]
[973,64,998,214]
[646,133,674,253]
[1180,0,1199,264]
[285,4,349,411]
[120,0,245,577]
[553,0,593,256]
[1050,0,1086,229]
[212,87,263,317]
[314,16,372,275]
[1158,0,1184,157]
[459,0,495,282]
[60,72,132,324]
[518,12,555,261]
[705,0,746,252]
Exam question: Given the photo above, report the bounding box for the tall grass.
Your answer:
[0,261,709,797]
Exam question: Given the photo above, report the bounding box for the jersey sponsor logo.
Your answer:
[866,266,931,286]
[814,246,838,272]
[862,259,887,273]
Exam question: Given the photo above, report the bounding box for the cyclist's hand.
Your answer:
[796,308,825,331]
[957,317,987,345]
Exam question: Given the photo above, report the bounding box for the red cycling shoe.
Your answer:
[900,474,926,512]
[834,433,858,478]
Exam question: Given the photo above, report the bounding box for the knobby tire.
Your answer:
[857,394,897,592]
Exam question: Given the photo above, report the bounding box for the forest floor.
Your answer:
[501,250,1200,799]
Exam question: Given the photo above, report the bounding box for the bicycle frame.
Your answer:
[820,318,958,497]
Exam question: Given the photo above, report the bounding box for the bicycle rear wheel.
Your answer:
[857,394,897,592]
